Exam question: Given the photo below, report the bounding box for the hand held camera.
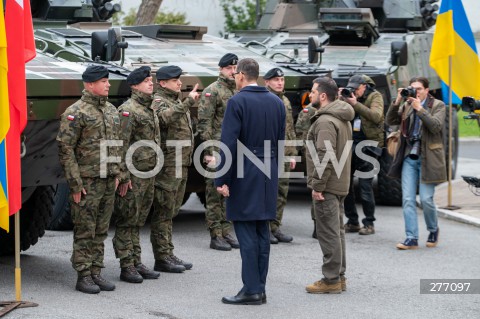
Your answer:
[401,86,416,99]
[341,87,354,98]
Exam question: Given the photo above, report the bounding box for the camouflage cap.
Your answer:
[156,65,182,80]
[82,65,109,83]
[263,68,284,80]
[218,53,238,67]
[127,66,151,85]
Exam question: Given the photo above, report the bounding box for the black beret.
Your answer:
[156,65,182,81]
[127,66,151,86]
[263,68,284,80]
[218,53,238,67]
[82,65,109,83]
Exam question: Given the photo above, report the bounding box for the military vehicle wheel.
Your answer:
[196,191,206,207]
[182,192,192,205]
[376,152,402,206]
[444,108,459,179]
[47,183,73,231]
[0,186,53,256]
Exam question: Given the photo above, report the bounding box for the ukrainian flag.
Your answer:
[430,0,480,103]
[0,0,10,232]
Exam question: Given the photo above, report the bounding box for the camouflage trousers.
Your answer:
[113,175,155,268]
[270,162,291,232]
[205,177,232,238]
[151,166,188,260]
[70,177,116,276]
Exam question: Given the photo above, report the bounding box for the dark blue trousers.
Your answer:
[233,220,270,295]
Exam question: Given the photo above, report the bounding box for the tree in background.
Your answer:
[220,0,266,35]
[111,1,188,26]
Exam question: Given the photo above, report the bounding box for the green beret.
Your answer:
[156,65,182,81]
[82,65,109,83]
[127,66,151,85]
[218,53,238,67]
[263,68,284,80]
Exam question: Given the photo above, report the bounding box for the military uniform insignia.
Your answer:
[205,93,211,97]
[67,115,75,121]
[155,99,161,102]
[122,111,130,117]
[303,108,309,113]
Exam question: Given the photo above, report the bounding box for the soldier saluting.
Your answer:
[113,66,161,283]
[57,65,121,294]
[151,65,200,273]
[197,53,240,251]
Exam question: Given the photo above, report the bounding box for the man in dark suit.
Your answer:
[215,58,286,305]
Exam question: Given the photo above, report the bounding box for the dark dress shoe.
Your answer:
[210,236,231,251]
[273,229,293,243]
[262,292,267,304]
[222,291,262,305]
[269,232,279,244]
[154,256,186,273]
[223,233,240,248]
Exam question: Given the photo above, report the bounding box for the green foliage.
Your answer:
[220,0,266,34]
[111,7,189,26]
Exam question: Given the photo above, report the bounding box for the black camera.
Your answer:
[341,87,354,98]
[400,86,416,99]
[461,96,480,113]
[408,136,421,160]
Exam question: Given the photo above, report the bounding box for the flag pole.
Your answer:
[15,211,21,301]
[447,56,453,207]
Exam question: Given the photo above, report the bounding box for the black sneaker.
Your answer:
[154,256,185,273]
[396,238,419,250]
[210,236,232,251]
[223,233,240,248]
[426,228,439,248]
[136,263,160,279]
[76,275,100,294]
[272,229,293,243]
[91,274,115,291]
[120,265,144,283]
[170,255,193,270]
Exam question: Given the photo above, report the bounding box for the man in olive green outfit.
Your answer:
[57,65,120,294]
[151,65,200,273]
[264,68,297,244]
[198,53,240,251]
[113,66,161,283]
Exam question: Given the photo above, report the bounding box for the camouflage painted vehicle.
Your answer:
[0,0,321,255]
[228,0,459,206]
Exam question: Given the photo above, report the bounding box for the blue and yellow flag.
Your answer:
[430,0,480,103]
[0,0,10,232]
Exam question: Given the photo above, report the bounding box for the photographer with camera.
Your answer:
[386,77,446,250]
[340,75,384,236]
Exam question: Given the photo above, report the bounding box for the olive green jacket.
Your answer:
[353,90,385,147]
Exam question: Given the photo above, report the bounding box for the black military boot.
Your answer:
[120,265,144,283]
[224,233,240,249]
[136,263,160,279]
[76,274,100,294]
[170,255,193,270]
[210,236,231,251]
[272,229,293,243]
[91,274,116,291]
[154,256,186,273]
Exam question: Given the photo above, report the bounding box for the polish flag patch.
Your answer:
[155,99,161,102]
[303,108,309,113]
[67,115,75,121]
[122,111,130,117]
[205,93,211,97]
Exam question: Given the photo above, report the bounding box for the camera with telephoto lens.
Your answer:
[400,86,416,99]
[341,87,355,98]
[461,96,480,124]
[408,136,421,160]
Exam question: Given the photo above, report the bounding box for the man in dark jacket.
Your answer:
[386,76,446,250]
[216,58,285,305]
[306,77,354,294]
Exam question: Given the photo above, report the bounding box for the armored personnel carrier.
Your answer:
[0,0,322,255]
[229,0,459,206]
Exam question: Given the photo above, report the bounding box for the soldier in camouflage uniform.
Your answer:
[295,102,318,238]
[57,65,120,294]
[264,68,297,244]
[113,66,161,283]
[151,65,200,273]
[197,53,240,251]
